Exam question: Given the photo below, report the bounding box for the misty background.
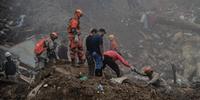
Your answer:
[0,0,200,83]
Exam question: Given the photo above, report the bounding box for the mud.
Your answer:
[32,65,200,100]
[0,80,29,100]
[1,63,200,100]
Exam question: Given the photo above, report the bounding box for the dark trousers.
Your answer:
[47,50,57,60]
[86,52,95,76]
[86,52,103,77]
[102,55,121,77]
[47,50,57,64]
[36,57,47,70]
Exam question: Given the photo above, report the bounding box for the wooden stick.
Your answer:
[171,63,177,84]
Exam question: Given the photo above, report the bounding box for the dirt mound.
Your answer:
[1,63,200,100]
[31,65,161,100]
[0,80,29,100]
[24,64,200,100]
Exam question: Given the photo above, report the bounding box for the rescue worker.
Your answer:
[2,52,18,81]
[86,28,97,76]
[134,66,172,93]
[108,34,119,52]
[136,66,161,86]
[86,28,104,77]
[98,28,107,37]
[140,11,157,30]
[67,9,85,67]
[98,28,109,52]
[35,32,58,69]
[102,50,135,77]
[45,32,58,64]
[134,66,169,87]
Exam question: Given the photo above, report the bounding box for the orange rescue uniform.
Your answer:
[67,17,84,62]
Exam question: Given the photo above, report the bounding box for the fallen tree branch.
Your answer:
[171,63,177,84]
[19,74,34,84]
[27,81,44,100]
[157,16,200,32]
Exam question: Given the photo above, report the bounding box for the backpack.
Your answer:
[34,37,48,55]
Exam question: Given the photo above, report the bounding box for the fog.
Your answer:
[1,0,200,83]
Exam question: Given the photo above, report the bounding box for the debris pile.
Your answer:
[0,0,12,44]
[1,0,200,100]
[1,64,200,100]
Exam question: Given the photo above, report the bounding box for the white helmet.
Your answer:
[5,52,12,57]
[108,34,115,40]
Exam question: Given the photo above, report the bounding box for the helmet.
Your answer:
[143,66,153,74]
[5,52,12,57]
[108,34,115,40]
[50,32,58,37]
[75,9,83,17]
[75,9,83,14]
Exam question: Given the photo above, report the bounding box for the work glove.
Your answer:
[74,35,79,42]
[71,28,78,35]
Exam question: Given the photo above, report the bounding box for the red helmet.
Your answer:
[75,9,83,17]
[143,66,153,74]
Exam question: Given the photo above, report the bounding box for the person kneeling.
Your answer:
[134,66,171,92]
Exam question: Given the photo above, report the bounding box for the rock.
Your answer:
[173,32,184,41]
[43,84,48,88]
[179,15,185,20]
[16,15,26,27]
[183,33,193,36]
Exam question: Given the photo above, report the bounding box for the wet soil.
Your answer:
[1,63,200,100]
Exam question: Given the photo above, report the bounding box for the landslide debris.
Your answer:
[1,63,200,100]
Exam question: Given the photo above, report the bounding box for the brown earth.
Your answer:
[1,62,200,100]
